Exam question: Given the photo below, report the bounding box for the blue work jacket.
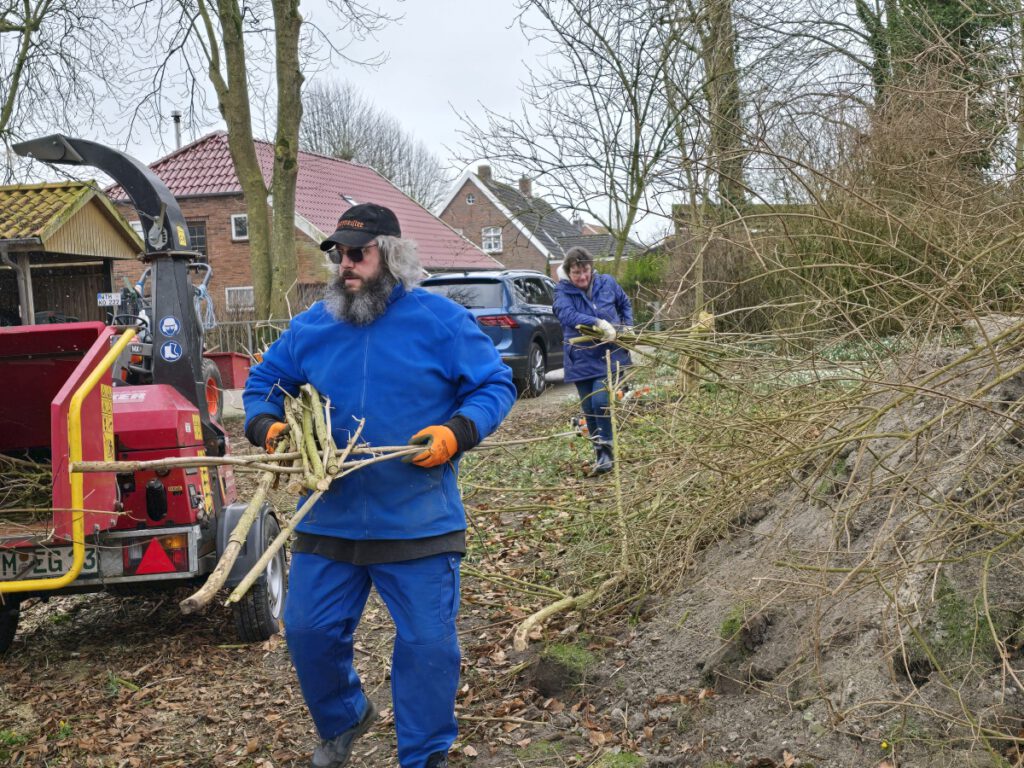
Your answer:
[243,284,516,540]
[553,273,634,382]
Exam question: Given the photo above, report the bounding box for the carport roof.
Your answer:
[0,181,141,253]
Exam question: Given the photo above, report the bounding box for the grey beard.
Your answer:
[324,270,398,325]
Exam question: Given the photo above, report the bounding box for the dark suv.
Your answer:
[419,270,563,397]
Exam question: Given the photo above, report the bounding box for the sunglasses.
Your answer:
[327,245,373,265]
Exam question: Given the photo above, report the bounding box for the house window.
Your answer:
[225,286,255,310]
[481,226,502,253]
[466,193,475,205]
[186,219,207,256]
[129,220,145,240]
[230,214,249,241]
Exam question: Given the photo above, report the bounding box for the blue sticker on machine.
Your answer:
[160,341,183,362]
[159,316,181,336]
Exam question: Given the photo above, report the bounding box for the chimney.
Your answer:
[477,164,491,181]
[171,110,183,150]
[518,175,532,198]
[572,213,583,232]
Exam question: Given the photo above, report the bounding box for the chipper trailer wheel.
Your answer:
[232,514,287,642]
[0,602,20,654]
[201,358,224,423]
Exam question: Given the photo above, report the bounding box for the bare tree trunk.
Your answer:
[197,0,301,321]
[268,0,302,319]
[199,0,274,318]
[701,0,745,208]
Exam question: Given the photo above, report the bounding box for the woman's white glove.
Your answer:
[595,318,617,342]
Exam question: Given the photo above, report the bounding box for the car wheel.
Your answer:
[0,602,20,654]
[232,514,287,642]
[201,358,224,422]
[516,342,547,399]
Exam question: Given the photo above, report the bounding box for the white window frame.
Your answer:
[466,193,475,205]
[225,286,255,310]
[129,220,145,239]
[230,213,249,241]
[481,226,502,253]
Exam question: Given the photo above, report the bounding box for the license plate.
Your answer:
[97,292,121,307]
[0,546,99,580]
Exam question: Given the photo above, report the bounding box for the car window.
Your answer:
[512,278,531,305]
[512,277,548,305]
[528,278,553,306]
[421,280,504,309]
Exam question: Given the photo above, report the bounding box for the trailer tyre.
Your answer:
[201,358,224,423]
[232,514,286,642]
[0,604,19,654]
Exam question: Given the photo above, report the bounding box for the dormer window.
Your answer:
[466,193,475,205]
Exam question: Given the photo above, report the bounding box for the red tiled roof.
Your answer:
[113,132,499,271]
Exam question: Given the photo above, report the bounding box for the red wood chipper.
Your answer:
[0,135,286,652]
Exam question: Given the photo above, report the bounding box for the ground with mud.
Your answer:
[4,336,1024,768]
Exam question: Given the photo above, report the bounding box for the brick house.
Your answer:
[437,164,643,278]
[110,132,500,316]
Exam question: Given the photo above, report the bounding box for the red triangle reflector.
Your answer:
[135,538,175,575]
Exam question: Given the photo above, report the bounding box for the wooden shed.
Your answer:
[0,182,143,325]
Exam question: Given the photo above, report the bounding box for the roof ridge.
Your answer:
[248,136,376,172]
[149,130,228,168]
[0,180,93,192]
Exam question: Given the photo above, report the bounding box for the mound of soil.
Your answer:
[552,330,1024,768]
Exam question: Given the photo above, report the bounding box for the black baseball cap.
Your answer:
[319,203,402,250]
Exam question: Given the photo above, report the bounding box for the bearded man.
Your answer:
[243,203,516,768]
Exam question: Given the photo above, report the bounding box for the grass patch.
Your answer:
[0,729,28,762]
[515,739,571,763]
[719,603,746,641]
[542,642,596,676]
[902,574,1005,681]
[593,752,646,767]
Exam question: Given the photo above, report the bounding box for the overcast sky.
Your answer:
[309,0,536,177]
[112,0,664,241]
[136,0,535,189]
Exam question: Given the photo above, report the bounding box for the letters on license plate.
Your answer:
[0,546,98,580]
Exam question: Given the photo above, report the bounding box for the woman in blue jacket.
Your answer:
[553,246,633,474]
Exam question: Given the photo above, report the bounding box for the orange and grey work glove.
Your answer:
[404,415,479,468]
[264,421,289,453]
[246,414,290,453]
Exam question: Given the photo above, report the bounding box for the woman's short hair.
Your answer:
[562,246,594,274]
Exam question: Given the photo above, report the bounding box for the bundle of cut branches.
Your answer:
[0,454,52,526]
[70,384,420,613]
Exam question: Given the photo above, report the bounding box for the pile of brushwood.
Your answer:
[454,315,1024,766]
[0,455,52,530]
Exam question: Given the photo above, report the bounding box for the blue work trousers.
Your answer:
[283,551,462,768]
[575,377,612,444]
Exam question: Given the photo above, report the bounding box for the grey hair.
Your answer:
[377,235,422,289]
[562,246,594,274]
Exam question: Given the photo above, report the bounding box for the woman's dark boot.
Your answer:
[592,441,614,475]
